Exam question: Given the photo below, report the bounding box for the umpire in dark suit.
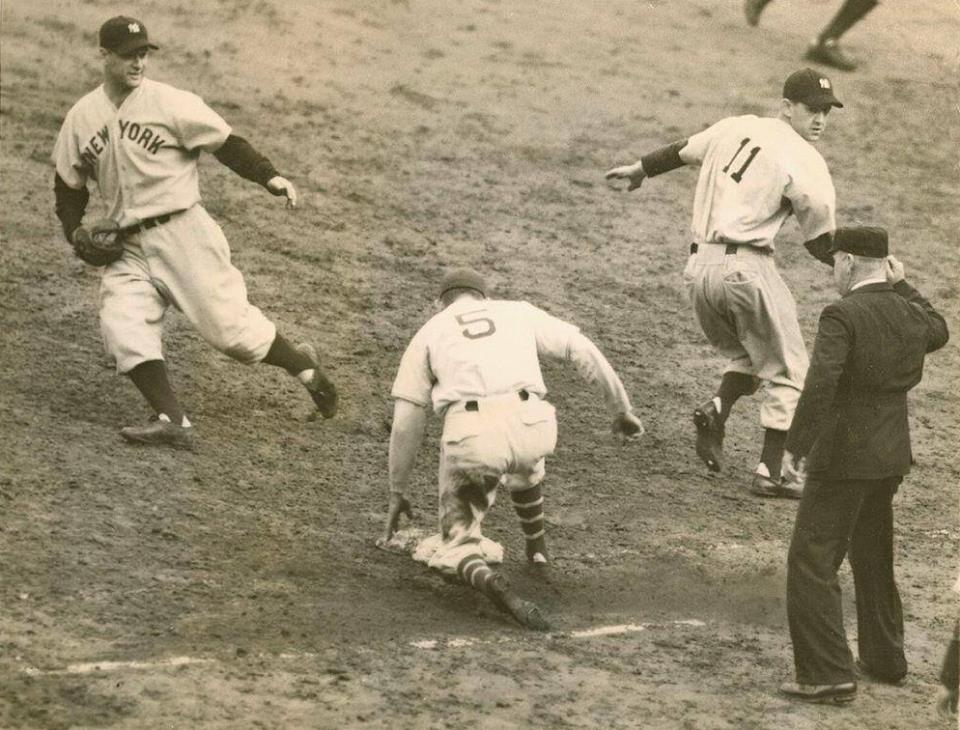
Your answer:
[777,227,949,704]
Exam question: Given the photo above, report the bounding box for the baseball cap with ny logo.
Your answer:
[782,68,843,109]
[99,16,159,56]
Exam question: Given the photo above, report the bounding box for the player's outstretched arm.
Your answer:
[566,332,643,442]
[378,399,428,545]
[213,134,296,206]
[605,139,689,192]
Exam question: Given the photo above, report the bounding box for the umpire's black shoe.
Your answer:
[855,659,907,686]
[297,343,338,419]
[804,38,858,71]
[779,681,857,705]
[693,400,724,472]
[744,0,771,26]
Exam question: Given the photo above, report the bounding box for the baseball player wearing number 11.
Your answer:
[606,68,842,498]
[379,268,642,630]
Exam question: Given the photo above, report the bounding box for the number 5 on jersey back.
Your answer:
[456,310,497,340]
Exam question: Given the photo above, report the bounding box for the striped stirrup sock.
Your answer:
[511,485,546,559]
[457,554,494,592]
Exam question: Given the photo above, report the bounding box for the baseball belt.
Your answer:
[119,209,185,236]
[690,242,773,256]
[464,389,530,412]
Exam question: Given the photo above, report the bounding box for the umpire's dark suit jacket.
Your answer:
[786,280,949,477]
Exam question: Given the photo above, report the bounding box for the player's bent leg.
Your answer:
[260,334,338,418]
[456,555,550,632]
[144,206,277,366]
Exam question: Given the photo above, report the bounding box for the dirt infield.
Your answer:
[1,1,958,728]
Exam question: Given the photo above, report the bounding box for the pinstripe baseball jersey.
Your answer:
[680,115,836,249]
[52,78,230,227]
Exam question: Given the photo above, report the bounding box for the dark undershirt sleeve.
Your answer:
[54,172,89,243]
[640,139,688,177]
[213,134,281,190]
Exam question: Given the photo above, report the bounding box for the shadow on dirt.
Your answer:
[510,554,788,631]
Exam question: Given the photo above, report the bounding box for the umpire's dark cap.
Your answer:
[439,268,488,299]
[99,16,158,55]
[783,68,843,109]
[830,227,889,258]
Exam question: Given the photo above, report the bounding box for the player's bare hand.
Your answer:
[604,163,646,192]
[612,411,644,442]
[885,255,905,285]
[377,493,413,548]
[267,176,298,209]
[782,450,806,485]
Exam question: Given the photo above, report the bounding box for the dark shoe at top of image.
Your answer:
[693,400,724,472]
[750,470,803,499]
[779,680,857,704]
[120,417,196,450]
[804,38,858,71]
[297,343,338,419]
[744,0,771,26]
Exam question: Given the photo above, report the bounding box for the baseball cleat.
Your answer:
[501,594,551,632]
[750,472,803,500]
[804,39,858,72]
[778,681,857,704]
[297,343,338,419]
[744,0,771,27]
[120,419,195,450]
[488,576,551,631]
[693,400,724,472]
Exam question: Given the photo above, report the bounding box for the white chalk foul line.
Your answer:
[410,619,706,649]
[23,655,215,676]
[21,620,708,673]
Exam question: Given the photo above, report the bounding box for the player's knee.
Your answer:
[212,328,262,364]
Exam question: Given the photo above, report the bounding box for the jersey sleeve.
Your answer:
[679,116,742,166]
[524,302,582,360]
[391,328,435,406]
[784,156,836,241]
[172,90,232,153]
[52,107,88,189]
[525,302,633,415]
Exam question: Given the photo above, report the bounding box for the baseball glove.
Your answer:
[72,219,125,266]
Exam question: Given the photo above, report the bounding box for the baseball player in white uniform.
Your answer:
[606,68,842,498]
[378,268,643,630]
[52,16,337,448]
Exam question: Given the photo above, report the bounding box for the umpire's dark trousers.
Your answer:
[786,475,907,685]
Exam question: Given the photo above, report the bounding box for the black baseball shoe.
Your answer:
[744,0,771,26]
[693,400,724,472]
[120,417,195,450]
[804,38,858,71]
[297,343,338,419]
[488,576,551,631]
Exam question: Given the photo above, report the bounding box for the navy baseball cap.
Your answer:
[439,268,488,299]
[783,68,843,109]
[830,227,889,258]
[99,16,158,55]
